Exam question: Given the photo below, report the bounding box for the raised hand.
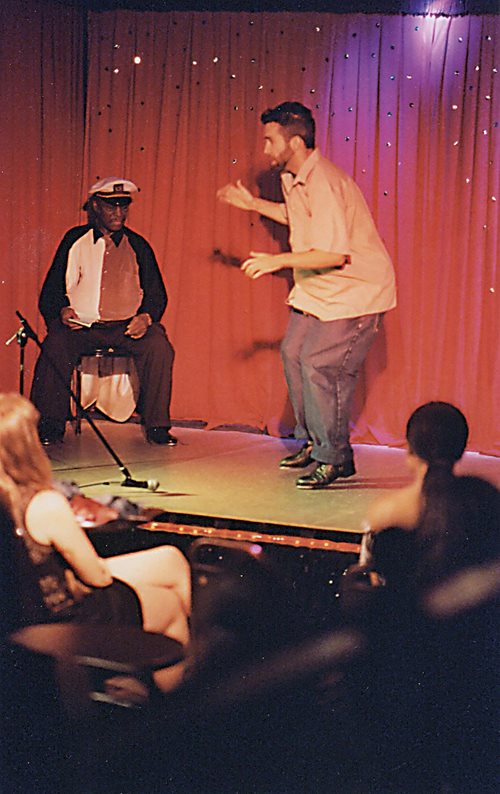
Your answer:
[217,179,255,211]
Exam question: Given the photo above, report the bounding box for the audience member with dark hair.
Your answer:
[0,393,191,644]
[366,474,499,595]
[353,401,495,604]
[360,401,469,564]
[359,472,500,793]
[334,401,499,790]
[339,436,499,792]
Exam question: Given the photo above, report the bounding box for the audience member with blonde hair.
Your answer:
[0,393,191,645]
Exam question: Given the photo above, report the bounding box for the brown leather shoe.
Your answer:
[279,444,314,469]
[296,461,356,489]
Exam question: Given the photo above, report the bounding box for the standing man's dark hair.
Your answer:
[218,103,396,489]
[260,102,316,149]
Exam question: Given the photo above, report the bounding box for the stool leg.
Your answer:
[75,366,82,435]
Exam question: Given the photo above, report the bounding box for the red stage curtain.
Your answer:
[0,0,86,396]
[1,4,498,454]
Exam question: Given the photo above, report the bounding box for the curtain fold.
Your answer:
[0,0,85,392]
[1,4,498,454]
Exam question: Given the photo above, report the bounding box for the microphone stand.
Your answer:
[15,311,160,492]
[5,324,29,395]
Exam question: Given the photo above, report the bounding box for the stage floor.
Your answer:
[46,421,500,538]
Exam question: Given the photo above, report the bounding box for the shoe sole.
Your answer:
[296,470,356,489]
[296,482,338,489]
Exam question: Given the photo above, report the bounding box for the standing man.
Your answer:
[218,102,396,489]
[31,177,177,446]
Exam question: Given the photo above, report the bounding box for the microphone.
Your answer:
[5,326,25,346]
[121,477,160,492]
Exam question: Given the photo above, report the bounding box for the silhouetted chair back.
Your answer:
[126,625,367,794]
[188,537,266,616]
[420,560,500,792]
[0,502,22,638]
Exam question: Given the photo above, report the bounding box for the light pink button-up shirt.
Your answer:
[280,149,397,321]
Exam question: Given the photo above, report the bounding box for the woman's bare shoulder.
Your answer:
[28,488,72,514]
[365,483,422,534]
[25,489,75,544]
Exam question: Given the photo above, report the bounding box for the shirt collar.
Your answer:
[281,147,321,188]
[92,226,125,246]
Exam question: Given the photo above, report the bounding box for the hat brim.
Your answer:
[83,195,133,211]
[93,192,133,200]
[92,195,133,207]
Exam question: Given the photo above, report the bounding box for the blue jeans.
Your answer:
[281,310,382,465]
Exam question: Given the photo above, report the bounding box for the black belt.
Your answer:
[292,307,315,318]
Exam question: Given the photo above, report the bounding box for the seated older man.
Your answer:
[30,177,176,446]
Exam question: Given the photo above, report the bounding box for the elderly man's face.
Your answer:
[92,197,130,234]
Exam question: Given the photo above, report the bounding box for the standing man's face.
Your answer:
[263,122,295,169]
[92,197,130,234]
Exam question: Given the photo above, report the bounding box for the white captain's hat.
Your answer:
[89,177,139,200]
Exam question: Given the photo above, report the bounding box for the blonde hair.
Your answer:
[0,393,53,525]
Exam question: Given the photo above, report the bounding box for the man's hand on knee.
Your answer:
[125,313,152,339]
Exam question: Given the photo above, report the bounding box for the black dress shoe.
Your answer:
[279,444,314,469]
[39,430,65,446]
[296,461,356,489]
[146,427,177,446]
[38,421,65,446]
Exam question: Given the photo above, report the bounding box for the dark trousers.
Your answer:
[30,319,174,429]
[280,310,381,465]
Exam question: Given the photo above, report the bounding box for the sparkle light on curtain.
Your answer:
[1,4,498,454]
